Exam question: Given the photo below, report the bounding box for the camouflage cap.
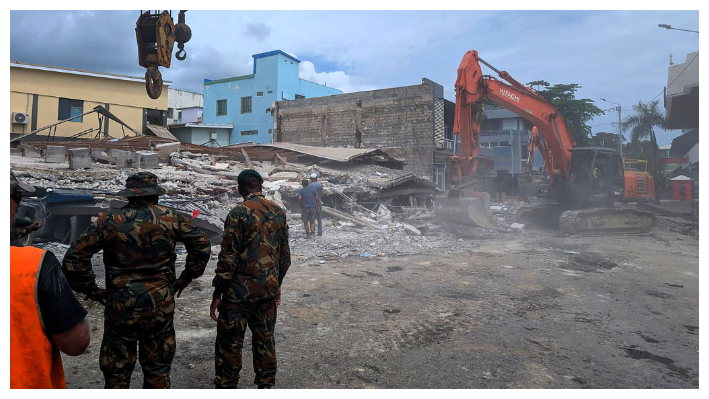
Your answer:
[10,170,35,193]
[237,169,263,184]
[117,172,166,197]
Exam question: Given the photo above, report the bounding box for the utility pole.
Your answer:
[616,105,622,158]
[601,98,623,157]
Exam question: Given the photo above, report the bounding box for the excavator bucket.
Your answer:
[433,191,495,229]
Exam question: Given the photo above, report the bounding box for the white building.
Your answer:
[167,88,203,125]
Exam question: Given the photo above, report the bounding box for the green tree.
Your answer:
[527,81,604,147]
[591,131,625,149]
[625,139,655,161]
[621,99,667,203]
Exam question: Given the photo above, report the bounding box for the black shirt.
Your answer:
[37,251,88,336]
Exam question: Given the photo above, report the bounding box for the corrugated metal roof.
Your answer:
[145,125,179,141]
[10,61,172,85]
[247,142,389,162]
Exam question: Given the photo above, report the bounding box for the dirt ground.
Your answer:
[56,221,699,389]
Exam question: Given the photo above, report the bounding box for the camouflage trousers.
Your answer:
[214,299,278,388]
[100,313,176,389]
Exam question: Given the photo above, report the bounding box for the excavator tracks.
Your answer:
[559,208,656,235]
[505,203,566,230]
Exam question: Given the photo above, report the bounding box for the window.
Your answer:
[216,99,227,116]
[240,130,258,136]
[267,90,273,94]
[444,126,452,140]
[241,96,252,114]
[295,94,305,100]
[257,92,264,97]
[167,108,174,118]
[177,111,182,121]
[268,129,272,134]
[58,98,84,122]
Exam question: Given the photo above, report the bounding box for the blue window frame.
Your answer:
[58,98,84,122]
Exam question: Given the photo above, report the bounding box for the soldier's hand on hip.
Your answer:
[86,288,108,306]
[171,278,191,298]
[210,293,222,322]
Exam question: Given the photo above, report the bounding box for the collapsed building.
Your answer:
[11,136,446,248]
[269,78,547,198]
[270,78,496,191]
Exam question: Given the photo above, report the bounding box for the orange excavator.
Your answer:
[434,50,655,234]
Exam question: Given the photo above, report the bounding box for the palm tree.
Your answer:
[621,99,666,203]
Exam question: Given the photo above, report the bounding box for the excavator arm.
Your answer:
[453,50,574,183]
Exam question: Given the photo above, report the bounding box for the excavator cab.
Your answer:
[564,148,625,209]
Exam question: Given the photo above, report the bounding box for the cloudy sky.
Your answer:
[9,8,699,146]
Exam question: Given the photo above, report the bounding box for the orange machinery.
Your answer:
[434,50,655,234]
[623,159,654,202]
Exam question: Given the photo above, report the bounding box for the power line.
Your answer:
[650,52,698,102]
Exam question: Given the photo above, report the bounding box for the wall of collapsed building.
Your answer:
[272,79,444,181]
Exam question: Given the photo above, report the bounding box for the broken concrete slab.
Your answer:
[113,150,141,168]
[155,142,181,160]
[270,171,300,181]
[20,145,41,158]
[140,152,160,169]
[321,206,380,229]
[68,148,92,170]
[91,151,117,165]
[510,223,525,233]
[401,223,422,236]
[45,146,67,163]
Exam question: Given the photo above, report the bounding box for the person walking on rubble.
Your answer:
[61,171,211,389]
[309,173,324,236]
[211,169,291,389]
[10,170,90,388]
[298,178,319,239]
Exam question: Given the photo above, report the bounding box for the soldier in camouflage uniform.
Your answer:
[62,172,211,389]
[210,169,291,389]
[9,172,42,243]
[10,220,42,242]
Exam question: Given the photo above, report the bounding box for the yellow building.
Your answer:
[10,61,171,140]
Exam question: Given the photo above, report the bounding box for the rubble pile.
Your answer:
[13,138,516,255]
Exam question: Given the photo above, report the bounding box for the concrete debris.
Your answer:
[68,148,91,170]
[401,223,422,236]
[271,171,300,181]
[45,146,67,163]
[12,139,612,252]
[510,223,525,233]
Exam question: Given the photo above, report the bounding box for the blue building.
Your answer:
[203,50,343,144]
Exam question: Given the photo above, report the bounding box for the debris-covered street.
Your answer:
[11,151,698,389]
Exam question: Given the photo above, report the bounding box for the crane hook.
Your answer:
[175,43,187,61]
[145,67,163,99]
[174,10,191,61]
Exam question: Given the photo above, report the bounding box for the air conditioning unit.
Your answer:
[12,112,29,125]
